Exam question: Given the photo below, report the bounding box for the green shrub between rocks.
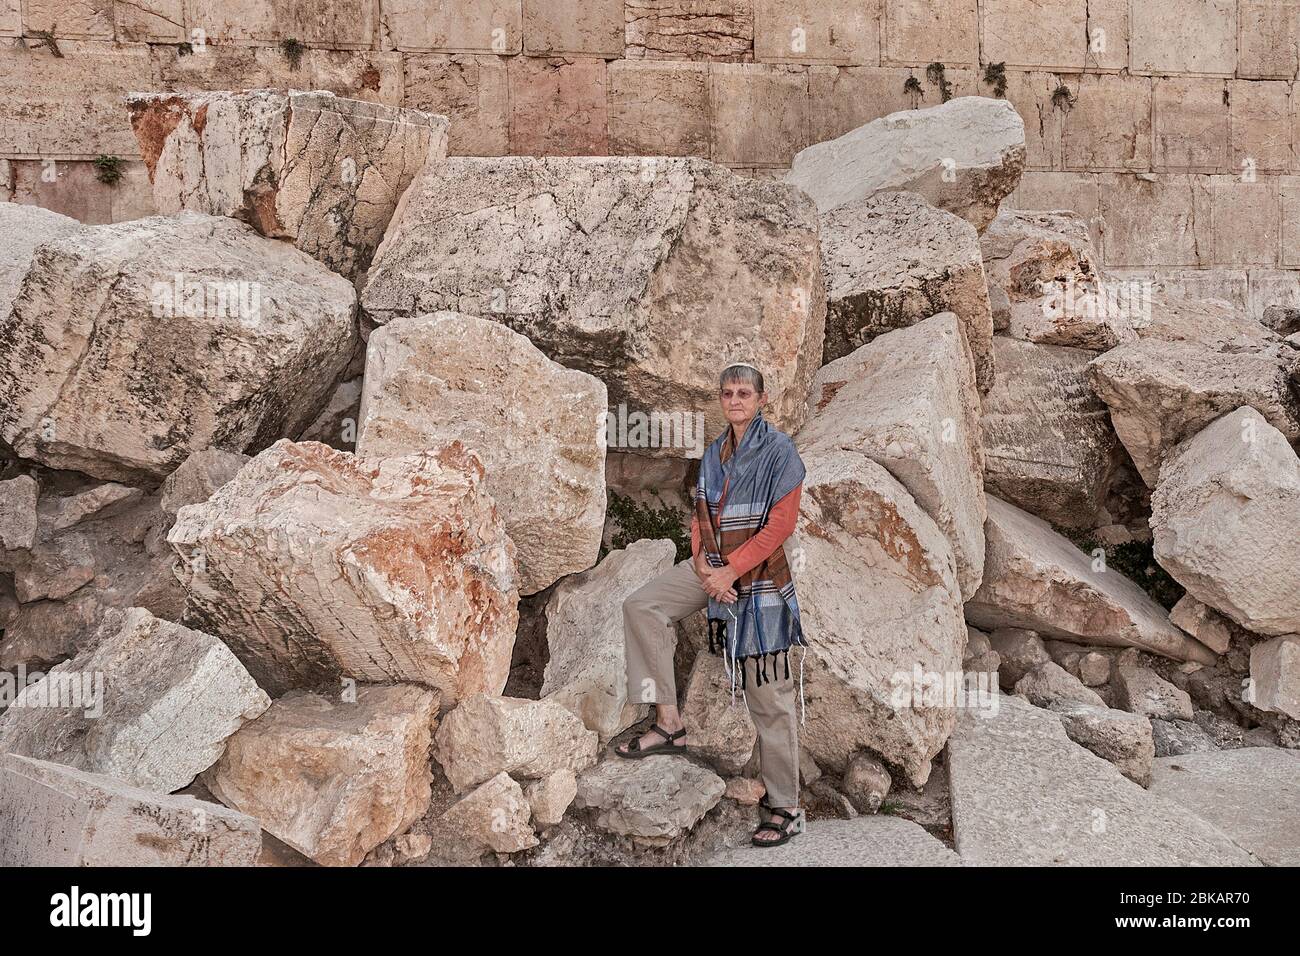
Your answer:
[1065,532,1185,610]
[602,491,691,564]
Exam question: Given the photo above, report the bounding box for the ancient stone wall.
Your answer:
[2,1,1298,317]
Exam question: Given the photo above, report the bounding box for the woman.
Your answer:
[615,362,809,848]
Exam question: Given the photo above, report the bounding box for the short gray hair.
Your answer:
[719,363,765,393]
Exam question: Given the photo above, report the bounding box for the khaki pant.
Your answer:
[622,558,801,808]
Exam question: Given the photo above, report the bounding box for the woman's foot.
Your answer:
[752,806,804,846]
[614,720,689,757]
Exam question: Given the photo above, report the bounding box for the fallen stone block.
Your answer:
[203,684,439,867]
[0,753,261,866]
[356,311,607,594]
[800,312,986,600]
[436,772,539,861]
[818,191,995,390]
[790,447,967,786]
[128,90,448,280]
[0,213,357,483]
[1088,340,1300,487]
[0,607,269,793]
[1114,665,1194,721]
[981,209,1122,350]
[434,693,598,794]
[1149,748,1299,866]
[785,95,1025,231]
[1050,701,1155,786]
[361,156,826,451]
[947,694,1257,865]
[0,201,81,319]
[1250,635,1300,720]
[966,495,1217,663]
[1151,407,1300,637]
[167,439,519,700]
[574,754,725,847]
[980,336,1120,528]
[542,538,675,743]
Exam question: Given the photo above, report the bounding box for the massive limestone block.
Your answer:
[203,685,439,867]
[1250,636,1300,720]
[680,648,757,775]
[541,538,677,743]
[980,209,1123,350]
[167,439,519,700]
[128,90,448,281]
[800,313,986,600]
[966,496,1217,664]
[0,202,81,318]
[1050,702,1155,787]
[0,213,357,484]
[361,156,826,451]
[0,607,268,793]
[785,96,1025,231]
[980,336,1120,528]
[434,694,599,795]
[356,311,607,594]
[1087,340,1300,487]
[573,754,725,847]
[1136,294,1291,358]
[0,474,38,554]
[947,694,1257,866]
[818,191,995,390]
[435,771,539,861]
[790,448,968,786]
[1151,407,1300,637]
[0,754,261,867]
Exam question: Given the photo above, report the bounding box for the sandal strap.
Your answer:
[769,807,797,822]
[753,822,785,834]
[650,723,686,742]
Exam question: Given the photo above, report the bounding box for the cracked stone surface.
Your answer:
[356,311,607,594]
[0,212,357,484]
[948,694,1259,866]
[361,156,825,454]
[785,96,1025,231]
[818,190,995,391]
[167,439,519,701]
[0,606,269,793]
[128,89,447,281]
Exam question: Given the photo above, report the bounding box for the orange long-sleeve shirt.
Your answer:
[691,482,802,577]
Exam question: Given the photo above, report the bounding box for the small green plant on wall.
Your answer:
[926,62,953,103]
[983,62,1007,98]
[602,491,691,563]
[1052,83,1075,110]
[93,155,124,186]
[280,37,306,70]
[903,74,923,103]
[25,28,63,57]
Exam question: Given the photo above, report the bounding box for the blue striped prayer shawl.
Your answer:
[695,410,807,689]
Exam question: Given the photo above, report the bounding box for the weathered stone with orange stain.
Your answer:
[167,439,520,702]
[787,444,966,788]
[127,89,448,280]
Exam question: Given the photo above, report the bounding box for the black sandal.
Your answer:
[613,723,689,759]
[751,805,805,848]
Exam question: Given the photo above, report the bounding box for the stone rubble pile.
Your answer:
[0,91,1295,867]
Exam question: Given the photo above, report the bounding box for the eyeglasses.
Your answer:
[720,388,756,400]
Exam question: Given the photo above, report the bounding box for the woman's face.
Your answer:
[719,377,765,428]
